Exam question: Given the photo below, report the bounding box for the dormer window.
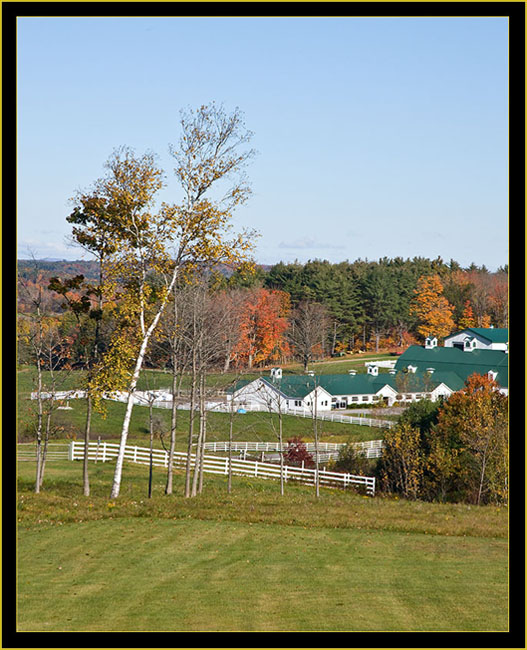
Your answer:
[425,336,438,349]
[463,337,476,352]
[367,365,378,376]
[407,365,417,374]
[488,370,497,381]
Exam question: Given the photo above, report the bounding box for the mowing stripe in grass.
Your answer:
[17,518,507,632]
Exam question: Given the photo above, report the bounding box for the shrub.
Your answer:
[284,437,314,468]
[334,443,371,476]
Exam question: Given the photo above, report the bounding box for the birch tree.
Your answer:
[80,104,256,499]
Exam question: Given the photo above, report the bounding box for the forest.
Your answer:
[18,254,508,368]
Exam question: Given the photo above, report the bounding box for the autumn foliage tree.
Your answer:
[378,422,424,500]
[410,274,455,341]
[432,373,508,505]
[457,300,476,330]
[233,288,290,368]
[379,375,508,505]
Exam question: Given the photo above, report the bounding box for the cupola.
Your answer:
[270,367,282,380]
[425,335,438,349]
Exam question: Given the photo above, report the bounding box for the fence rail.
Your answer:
[17,443,70,461]
[202,439,384,460]
[69,441,375,496]
[30,390,393,429]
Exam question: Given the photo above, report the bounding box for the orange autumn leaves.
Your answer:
[232,288,291,369]
[410,274,455,341]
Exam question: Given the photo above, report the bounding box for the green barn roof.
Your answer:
[394,345,508,388]
[449,327,508,344]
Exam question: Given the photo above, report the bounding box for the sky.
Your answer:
[17,15,508,270]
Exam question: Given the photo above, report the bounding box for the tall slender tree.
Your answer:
[70,105,257,499]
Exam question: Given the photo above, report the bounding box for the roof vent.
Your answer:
[388,369,397,375]
[426,367,435,374]
[348,369,357,376]
[306,370,315,376]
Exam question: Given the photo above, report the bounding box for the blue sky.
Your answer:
[17,16,508,269]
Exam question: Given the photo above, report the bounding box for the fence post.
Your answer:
[134,446,138,463]
[95,436,101,463]
[255,461,258,477]
[102,441,107,463]
[68,441,74,461]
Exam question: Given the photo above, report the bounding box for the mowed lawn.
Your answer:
[16,462,508,632]
[17,517,507,632]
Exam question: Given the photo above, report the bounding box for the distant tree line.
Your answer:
[19,255,508,370]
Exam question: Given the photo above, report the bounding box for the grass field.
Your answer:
[18,365,387,447]
[16,460,508,632]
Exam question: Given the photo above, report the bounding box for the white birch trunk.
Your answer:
[110,268,178,499]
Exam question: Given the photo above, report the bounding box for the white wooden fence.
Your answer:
[68,441,376,496]
[205,402,394,429]
[202,439,384,459]
[17,443,70,461]
[30,390,394,429]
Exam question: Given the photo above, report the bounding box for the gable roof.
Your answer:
[266,372,464,397]
[381,370,465,394]
[446,327,508,344]
[394,345,508,388]
[263,374,389,398]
